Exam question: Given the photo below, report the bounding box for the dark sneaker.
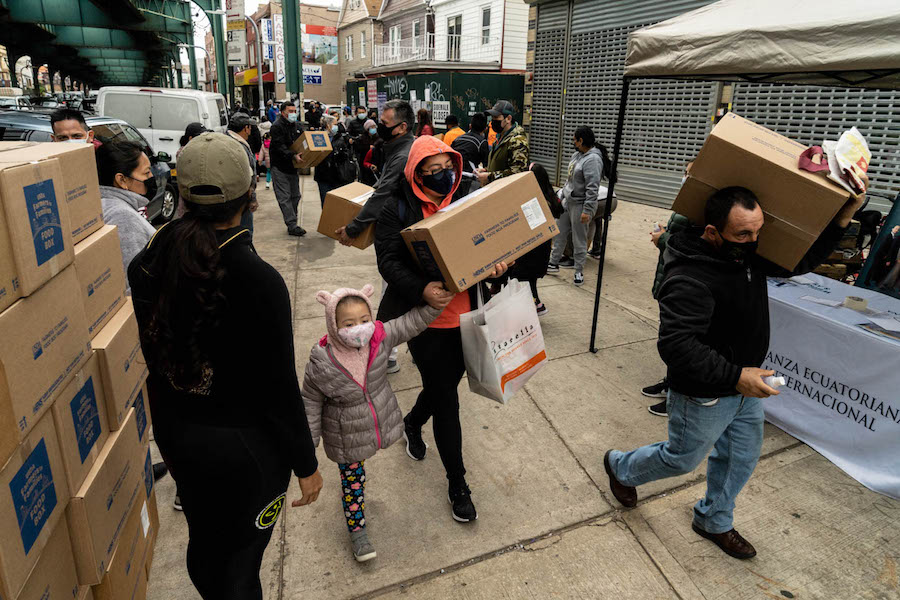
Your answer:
[535,302,548,317]
[648,401,668,417]
[350,529,377,562]
[559,257,576,269]
[403,414,427,461]
[603,450,637,508]
[641,379,668,398]
[573,272,584,286]
[387,358,400,374]
[288,226,307,237]
[588,249,603,260]
[546,263,560,273]
[173,493,183,511]
[448,483,477,522]
[152,461,169,482]
[691,524,757,559]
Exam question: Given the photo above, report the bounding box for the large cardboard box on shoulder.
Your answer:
[67,406,145,585]
[91,299,149,431]
[401,171,559,293]
[0,142,103,244]
[290,131,332,168]
[672,112,851,270]
[74,225,127,338]
[0,412,70,600]
[13,515,81,600]
[91,488,155,600]
[317,182,376,249]
[0,155,75,310]
[0,266,92,467]
[52,353,111,497]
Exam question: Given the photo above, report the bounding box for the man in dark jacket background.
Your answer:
[269,101,307,236]
[604,182,866,560]
[450,113,489,200]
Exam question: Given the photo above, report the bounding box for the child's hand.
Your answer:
[292,470,323,507]
[423,281,454,309]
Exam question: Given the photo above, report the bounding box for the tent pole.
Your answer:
[590,76,631,353]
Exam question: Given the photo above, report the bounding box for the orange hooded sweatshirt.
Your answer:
[403,136,469,328]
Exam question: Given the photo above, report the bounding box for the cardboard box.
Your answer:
[672,112,850,270]
[0,156,75,298]
[143,489,159,581]
[78,586,95,600]
[0,413,70,600]
[74,225,127,338]
[67,407,144,585]
[13,515,80,600]
[316,182,376,249]
[52,354,111,497]
[401,172,559,293]
[91,491,154,600]
[0,266,92,466]
[0,142,103,244]
[91,299,149,431]
[133,384,150,447]
[290,131,332,168]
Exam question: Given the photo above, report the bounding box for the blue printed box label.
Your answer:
[24,179,64,267]
[144,448,153,498]
[309,133,328,148]
[134,389,147,443]
[9,439,57,554]
[70,377,102,463]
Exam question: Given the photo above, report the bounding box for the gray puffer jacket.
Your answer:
[561,147,605,218]
[302,300,441,463]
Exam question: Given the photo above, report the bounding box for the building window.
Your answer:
[482,7,491,45]
[361,30,367,58]
[389,25,401,57]
[448,15,462,61]
[346,35,354,61]
[412,20,421,50]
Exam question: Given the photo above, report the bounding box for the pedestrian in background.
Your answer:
[604,183,866,560]
[442,115,464,147]
[260,132,272,190]
[267,99,278,124]
[128,133,322,599]
[547,125,605,287]
[450,112,489,200]
[476,100,528,185]
[415,108,434,137]
[269,101,307,237]
[226,113,260,236]
[315,114,355,207]
[360,119,379,185]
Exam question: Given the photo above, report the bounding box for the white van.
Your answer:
[96,87,228,164]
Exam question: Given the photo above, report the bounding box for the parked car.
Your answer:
[0,109,178,224]
[96,86,228,166]
[0,96,33,110]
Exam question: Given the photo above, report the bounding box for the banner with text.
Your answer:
[763,298,900,499]
[273,13,285,83]
[303,65,322,85]
[225,0,247,67]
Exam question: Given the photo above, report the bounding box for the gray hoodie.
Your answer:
[100,185,157,292]
[561,147,604,217]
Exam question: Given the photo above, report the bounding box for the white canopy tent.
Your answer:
[589,0,900,349]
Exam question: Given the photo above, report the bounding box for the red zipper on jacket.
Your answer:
[325,348,382,449]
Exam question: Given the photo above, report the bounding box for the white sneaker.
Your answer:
[265,182,270,189]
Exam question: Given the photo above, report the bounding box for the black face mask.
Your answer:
[491,119,504,134]
[377,121,400,141]
[717,233,758,264]
[421,168,456,196]
[130,175,157,201]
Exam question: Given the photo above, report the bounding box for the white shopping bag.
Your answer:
[459,279,548,404]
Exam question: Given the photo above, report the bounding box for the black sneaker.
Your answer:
[648,401,668,417]
[288,226,307,237]
[535,302,548,317]
[641,379,668,398]
[448,483,477,522]
[588,250,602,260]
[559,257,576,269]
[173,493,183,511]
[546,263,560,273]
[152,461,169,482]
[403,414,427,461]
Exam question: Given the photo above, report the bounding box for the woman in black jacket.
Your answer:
[314,114,357,206]
[375,135,508,524]
[127,133,322,600]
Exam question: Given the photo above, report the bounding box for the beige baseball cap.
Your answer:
[176,132,252,205]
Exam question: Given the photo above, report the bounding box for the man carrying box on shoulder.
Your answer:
[604,180,867,560]
[269,101,307,237]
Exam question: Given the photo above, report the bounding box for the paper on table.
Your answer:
[800,295,843,308]
[867,316,900,333]
[790,275,816,285]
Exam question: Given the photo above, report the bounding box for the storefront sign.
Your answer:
[273,13,285,83]
[432,101,451,126]
[302,64,322,85]
[261,18,274,60]
[225,0,247,67]
[367,80,377,109]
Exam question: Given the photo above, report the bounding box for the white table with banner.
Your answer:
[763,273,900,499]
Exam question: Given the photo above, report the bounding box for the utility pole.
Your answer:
[282,0,304,100]
[244,15,266,120]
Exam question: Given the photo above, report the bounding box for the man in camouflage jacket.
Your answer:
[476,100,529,184]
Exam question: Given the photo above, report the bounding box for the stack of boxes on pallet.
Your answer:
[0,142,158,600]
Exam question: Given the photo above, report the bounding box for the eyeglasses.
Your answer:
[418,165,452,177]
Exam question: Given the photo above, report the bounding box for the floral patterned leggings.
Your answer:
[338,461,366,532]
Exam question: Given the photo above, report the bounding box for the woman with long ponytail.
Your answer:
[127,133,322,600]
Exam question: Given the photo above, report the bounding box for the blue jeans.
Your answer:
[609,390,764,534]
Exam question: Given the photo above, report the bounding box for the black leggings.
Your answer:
[527,278,541,304]
[407,327,467,485]
[154,419,291,600]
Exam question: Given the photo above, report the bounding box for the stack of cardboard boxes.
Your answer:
[0,142,158,600]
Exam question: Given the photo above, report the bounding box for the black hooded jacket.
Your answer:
[657,223,845,399]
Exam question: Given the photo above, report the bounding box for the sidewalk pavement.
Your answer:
[148,177,900,600]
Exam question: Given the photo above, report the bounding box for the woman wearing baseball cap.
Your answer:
[128,133,322,600]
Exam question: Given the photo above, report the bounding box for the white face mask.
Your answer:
[338,322,376,348]
[287,112,298,123]
[331,125,339,134]
[63,138,89,144]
